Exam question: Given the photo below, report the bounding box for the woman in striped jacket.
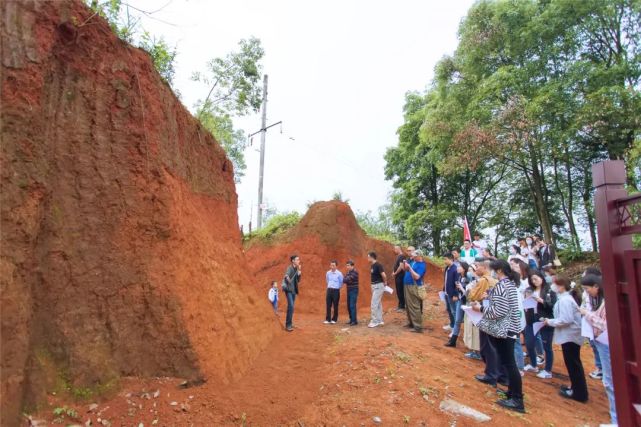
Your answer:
[471,259,524,413]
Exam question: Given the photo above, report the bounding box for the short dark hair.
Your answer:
[581,274,602,287]
[443,252,454,259]
[368,251,377,260]
[346,260,355,266]
[290,255,299,262]
[330,260,338,265]
[584,267,602,276]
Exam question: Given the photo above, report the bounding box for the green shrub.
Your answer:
[557,250,599,264]
[250,212,301,242]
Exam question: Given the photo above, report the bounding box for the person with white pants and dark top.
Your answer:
[367,251,388,328]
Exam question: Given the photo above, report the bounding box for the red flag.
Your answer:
[463,217,471,242]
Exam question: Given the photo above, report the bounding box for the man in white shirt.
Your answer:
[460,239,478,264]
[325,260,344,324]
[472,233,488,252]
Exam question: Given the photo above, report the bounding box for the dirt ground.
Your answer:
[34,290,610,427]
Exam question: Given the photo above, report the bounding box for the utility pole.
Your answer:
[249,74,282,230]
[257,75,268,229]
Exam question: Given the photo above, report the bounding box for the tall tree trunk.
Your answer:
[527,141,555,244]
[582,171,598,252]
[552,155,581,249]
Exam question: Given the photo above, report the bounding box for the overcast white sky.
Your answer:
[126,0,476,229]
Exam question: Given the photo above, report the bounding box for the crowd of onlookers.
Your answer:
[267,233,615,423]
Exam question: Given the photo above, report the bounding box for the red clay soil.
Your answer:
[0,1,276,425]
[32,291,611,427]
[245,201,443,314]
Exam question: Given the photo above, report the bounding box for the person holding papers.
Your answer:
[543,276,588,403]
[579,274,616,424]
[472,259,525,413]
[532,274,557,379]
[523,271,548,374]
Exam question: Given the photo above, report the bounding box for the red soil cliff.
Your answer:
[0,1,276,425]
[246,201,443,315]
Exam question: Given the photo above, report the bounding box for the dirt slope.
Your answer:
[245,201,443,315]
[0,1,276,425]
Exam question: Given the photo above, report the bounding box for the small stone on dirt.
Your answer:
[88,403,98,412]
[151,420,158,426]
[153,390,160,398]
[373,416,382,424]
[439,399,491,423]
[170,401,178,406]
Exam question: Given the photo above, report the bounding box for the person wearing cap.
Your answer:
[343,260,360,326]
[402,249,427,333]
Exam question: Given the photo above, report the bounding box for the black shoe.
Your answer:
[444,335,458,347]
[559,389,573,399]
[496,398,525,413]
[475,375,497,386]
[410,328,423,333]
[350,322,358,326]
[403,323,414,328]
[560,385,571,392]
[498,378,509,387]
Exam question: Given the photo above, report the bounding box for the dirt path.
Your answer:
[37,295,611,426]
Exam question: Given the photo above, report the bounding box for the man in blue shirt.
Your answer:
[325,260,344,324]
[403,249,427,333]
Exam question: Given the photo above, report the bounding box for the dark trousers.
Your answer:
[540,326,554,372]
[326,288,340,322]
[490,336,523,400]
[480,330,506,383]
[347,287,358,323]
[285,291,296,328]
[524,323,538,367]
[395,278,406,309]
[561,342,589,402]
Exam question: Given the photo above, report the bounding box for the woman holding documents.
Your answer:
[579,274,616,424]
[543,276,588,403]
[522,271,555,376]
[530,271,557,379]
[472,259,525,413]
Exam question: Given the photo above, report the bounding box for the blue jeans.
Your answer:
[536,334,544,356]
[594,340,617,424]
[285,292,296,328]
[452,299,464,336]
[590,339,602,371]
[524,323,538,367]
[539,326,554,372]
[446,295,458,328]
[272,297,278,312]
[347,287,358,324]
[513,337,525,370]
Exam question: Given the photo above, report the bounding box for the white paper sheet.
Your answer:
[532,321,545,336]
[522,296,538,310]
[461,305,483,326]
[596,329,609,346]
[438,291,447,302]
[384,285,394,294]
[581,317,594,340]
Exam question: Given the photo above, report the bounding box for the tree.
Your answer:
[192,37,265,180]
[138,32,176,86]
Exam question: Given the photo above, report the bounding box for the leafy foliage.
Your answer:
[193,37,265,181]
[385,0,641,254]
[139,31,176,85]
[250,212,301,242]
[356,205,398,243]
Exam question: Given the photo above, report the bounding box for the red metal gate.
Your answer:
[593,160,641,427]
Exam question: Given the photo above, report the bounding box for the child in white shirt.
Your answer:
[268,281,279,314]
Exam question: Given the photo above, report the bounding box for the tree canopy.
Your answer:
[385,0,641,255]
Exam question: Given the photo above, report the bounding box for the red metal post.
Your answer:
[592,160,640,427]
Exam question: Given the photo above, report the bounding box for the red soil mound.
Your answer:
[0,2,276,424]
[246,201,443,314]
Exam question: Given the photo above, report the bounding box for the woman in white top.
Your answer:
[543,276,588,403]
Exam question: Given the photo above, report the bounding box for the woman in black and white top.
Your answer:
[471,259,524,413]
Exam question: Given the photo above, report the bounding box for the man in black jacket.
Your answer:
[538,240,556,268]
[283,255,302,332]
[343,260,360,326]
[392,245,406,311]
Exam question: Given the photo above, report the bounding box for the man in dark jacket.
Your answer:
[443,252,460,331]
[538,240,556,268]
[343,260,360,326]
[392,245,406,311]
[283,255,302,332]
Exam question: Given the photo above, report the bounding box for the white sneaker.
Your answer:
[323,320,330,324]
[379,321,384,326]
[443,325,452,331]
[589,370,603,379]
[330,320,336,324]
[537,370,552,379]
[524,364,539,373]
[536,356,545,366]
[448,332,453,338]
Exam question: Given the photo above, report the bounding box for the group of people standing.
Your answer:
[439,236,616,423]
[266,237,616,424]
